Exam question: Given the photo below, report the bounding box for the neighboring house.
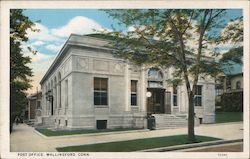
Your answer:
[224,72,243,92]
[215,67,243,111]
[27,91,42,123]
[39,34,216,129]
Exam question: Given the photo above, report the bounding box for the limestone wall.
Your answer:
[40,34,216,129]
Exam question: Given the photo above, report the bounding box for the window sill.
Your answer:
[94,105,109,108]
[195,106,203,108]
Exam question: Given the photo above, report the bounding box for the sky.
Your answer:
[22,9,242,94]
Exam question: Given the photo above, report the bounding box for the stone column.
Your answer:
[54,84,57,115]
[28,101,31,120]
[56,83,59,114]
[46,85,48,116]
[140,67,146,112]
[58,82,61,111]
[42,86,46,116]
[56,83,58,109]
[46,98,48,115]
[124,63,130,111]
[179,86,182,113]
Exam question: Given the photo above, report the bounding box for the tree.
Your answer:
[220,46,243,66]
[220,16,243,44]
[101,9,228,142]
[219,17,243,67]
[10,9,37,133]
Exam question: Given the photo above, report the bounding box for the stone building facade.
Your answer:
[40,34,216,129]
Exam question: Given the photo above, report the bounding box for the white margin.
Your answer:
[0,1,249,159]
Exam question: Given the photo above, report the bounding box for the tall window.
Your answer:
[148,68,163,88]
[215,85,223,96]
[236,81,241,89]
[226,78,231,91]
[65,80,68,107]
[194,85,202,106]
[148,68,163,79]
[94,78,108,105]
[131,80,137,106]
[59,82,61,108]
[58,72,61,108]
[54,78,57,108]
[173,85,178,106]
[37,101,41,109]
[45,85,48,115]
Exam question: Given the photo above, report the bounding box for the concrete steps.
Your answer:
[153,114,188,129]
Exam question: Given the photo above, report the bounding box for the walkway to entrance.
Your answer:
[10,122,243,152]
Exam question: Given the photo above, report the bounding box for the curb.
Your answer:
[199,121,243,127]
[33,127,49,138]
[138,139,243,152]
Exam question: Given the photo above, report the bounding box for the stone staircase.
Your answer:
[153,114,188,129]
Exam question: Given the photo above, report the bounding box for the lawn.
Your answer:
[36,128,143,137]
[215,112,243,123]
[56,135,221,152]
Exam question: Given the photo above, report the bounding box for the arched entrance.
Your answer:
[147,68,165,114]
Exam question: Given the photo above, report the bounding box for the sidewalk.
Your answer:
[10,122,243,152]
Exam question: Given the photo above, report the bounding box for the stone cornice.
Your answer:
[40,34,113,85]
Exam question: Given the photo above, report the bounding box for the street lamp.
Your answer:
[146,91,152,114]
[146,91,152,98]
[46,90,53,115]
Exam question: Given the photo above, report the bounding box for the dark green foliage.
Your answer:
[56,135,221,152]
[220,46,243,65]
[10,9,37,133]
[221,92,243,112]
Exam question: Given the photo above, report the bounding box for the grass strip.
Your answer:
[36,128,143,137]
[215,112,243,123]
[56,135,221,152]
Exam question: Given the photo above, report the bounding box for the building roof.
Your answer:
[40,34,112,85]
[27,91,42,99]
[40,33,217,85]
[223,63,243,76]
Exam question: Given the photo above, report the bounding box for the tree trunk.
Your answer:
[188,93,196,142]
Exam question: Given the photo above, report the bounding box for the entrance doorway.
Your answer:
[147,88,165,114]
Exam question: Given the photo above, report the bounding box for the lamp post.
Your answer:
[146,91,152,114]
[46,90,53,116]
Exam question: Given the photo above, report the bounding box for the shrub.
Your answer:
[221,91,243,112]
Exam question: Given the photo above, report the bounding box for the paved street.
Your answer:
[10,122,243,152]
